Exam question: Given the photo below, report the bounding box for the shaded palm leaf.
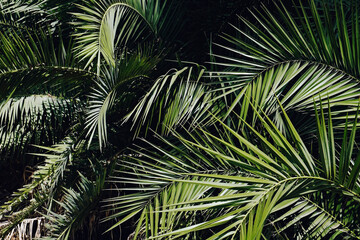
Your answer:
[0,95,81,166]
[0,139,73,237]
[0,0,57,32]
[45,169,105,240]
[0,28,95,100]
[85,51,159,149]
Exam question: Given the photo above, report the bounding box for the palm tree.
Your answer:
[0,0,359,239]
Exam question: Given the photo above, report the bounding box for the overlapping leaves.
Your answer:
[72,0,181,71]
[211,0,360,134]
[124,66,219,137]
[104,103,360,239]
[0,140,73,237]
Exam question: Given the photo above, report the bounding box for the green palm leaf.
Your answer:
[0,28,95,100]
[0,95,80,161]
[72,0,181,71]
[104,102,360,239]
[0,0,57,32]
[210,0,360,134]
[0,139,73,237]
[124,66,219,137]
[45,170,105,240]
[85,51,159,149]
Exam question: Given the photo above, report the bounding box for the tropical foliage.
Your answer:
[0,0,360,239]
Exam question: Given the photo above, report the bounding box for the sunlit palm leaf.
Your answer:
[210,0,360,134]
[0,95,81,165]
[104,103,360,239]
[72,0,181,71]
[124,66,219,137]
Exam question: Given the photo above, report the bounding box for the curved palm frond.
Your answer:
[124,66,220,137]
[85,51,160,149]
[0,0,56,32]
[0,95,80,144]
[1,0,360,239]
[0,26,92,158]
[0,28,95,100]
[272,195,360,239]
[72,0,181,71]
[104,102,360,239]
[0,95,83,174]
[210,0,360,133]
[212,61,360,135]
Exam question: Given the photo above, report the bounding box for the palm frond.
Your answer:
[0,28,95,99]
[210,0,360,134]
[72,0,181,71]
[0,139,73,237]
[272,196,360,239]
[0,0,57,32]
[85,51,159,150]
[124,66,219,138]
[45,170,105,240]
[0,95,81,164]
[103,102,360,239]
[213,61,360,135]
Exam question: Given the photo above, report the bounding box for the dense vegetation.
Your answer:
[0,0,360,239]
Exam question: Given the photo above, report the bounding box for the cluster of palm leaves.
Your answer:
[0,0,360,239]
